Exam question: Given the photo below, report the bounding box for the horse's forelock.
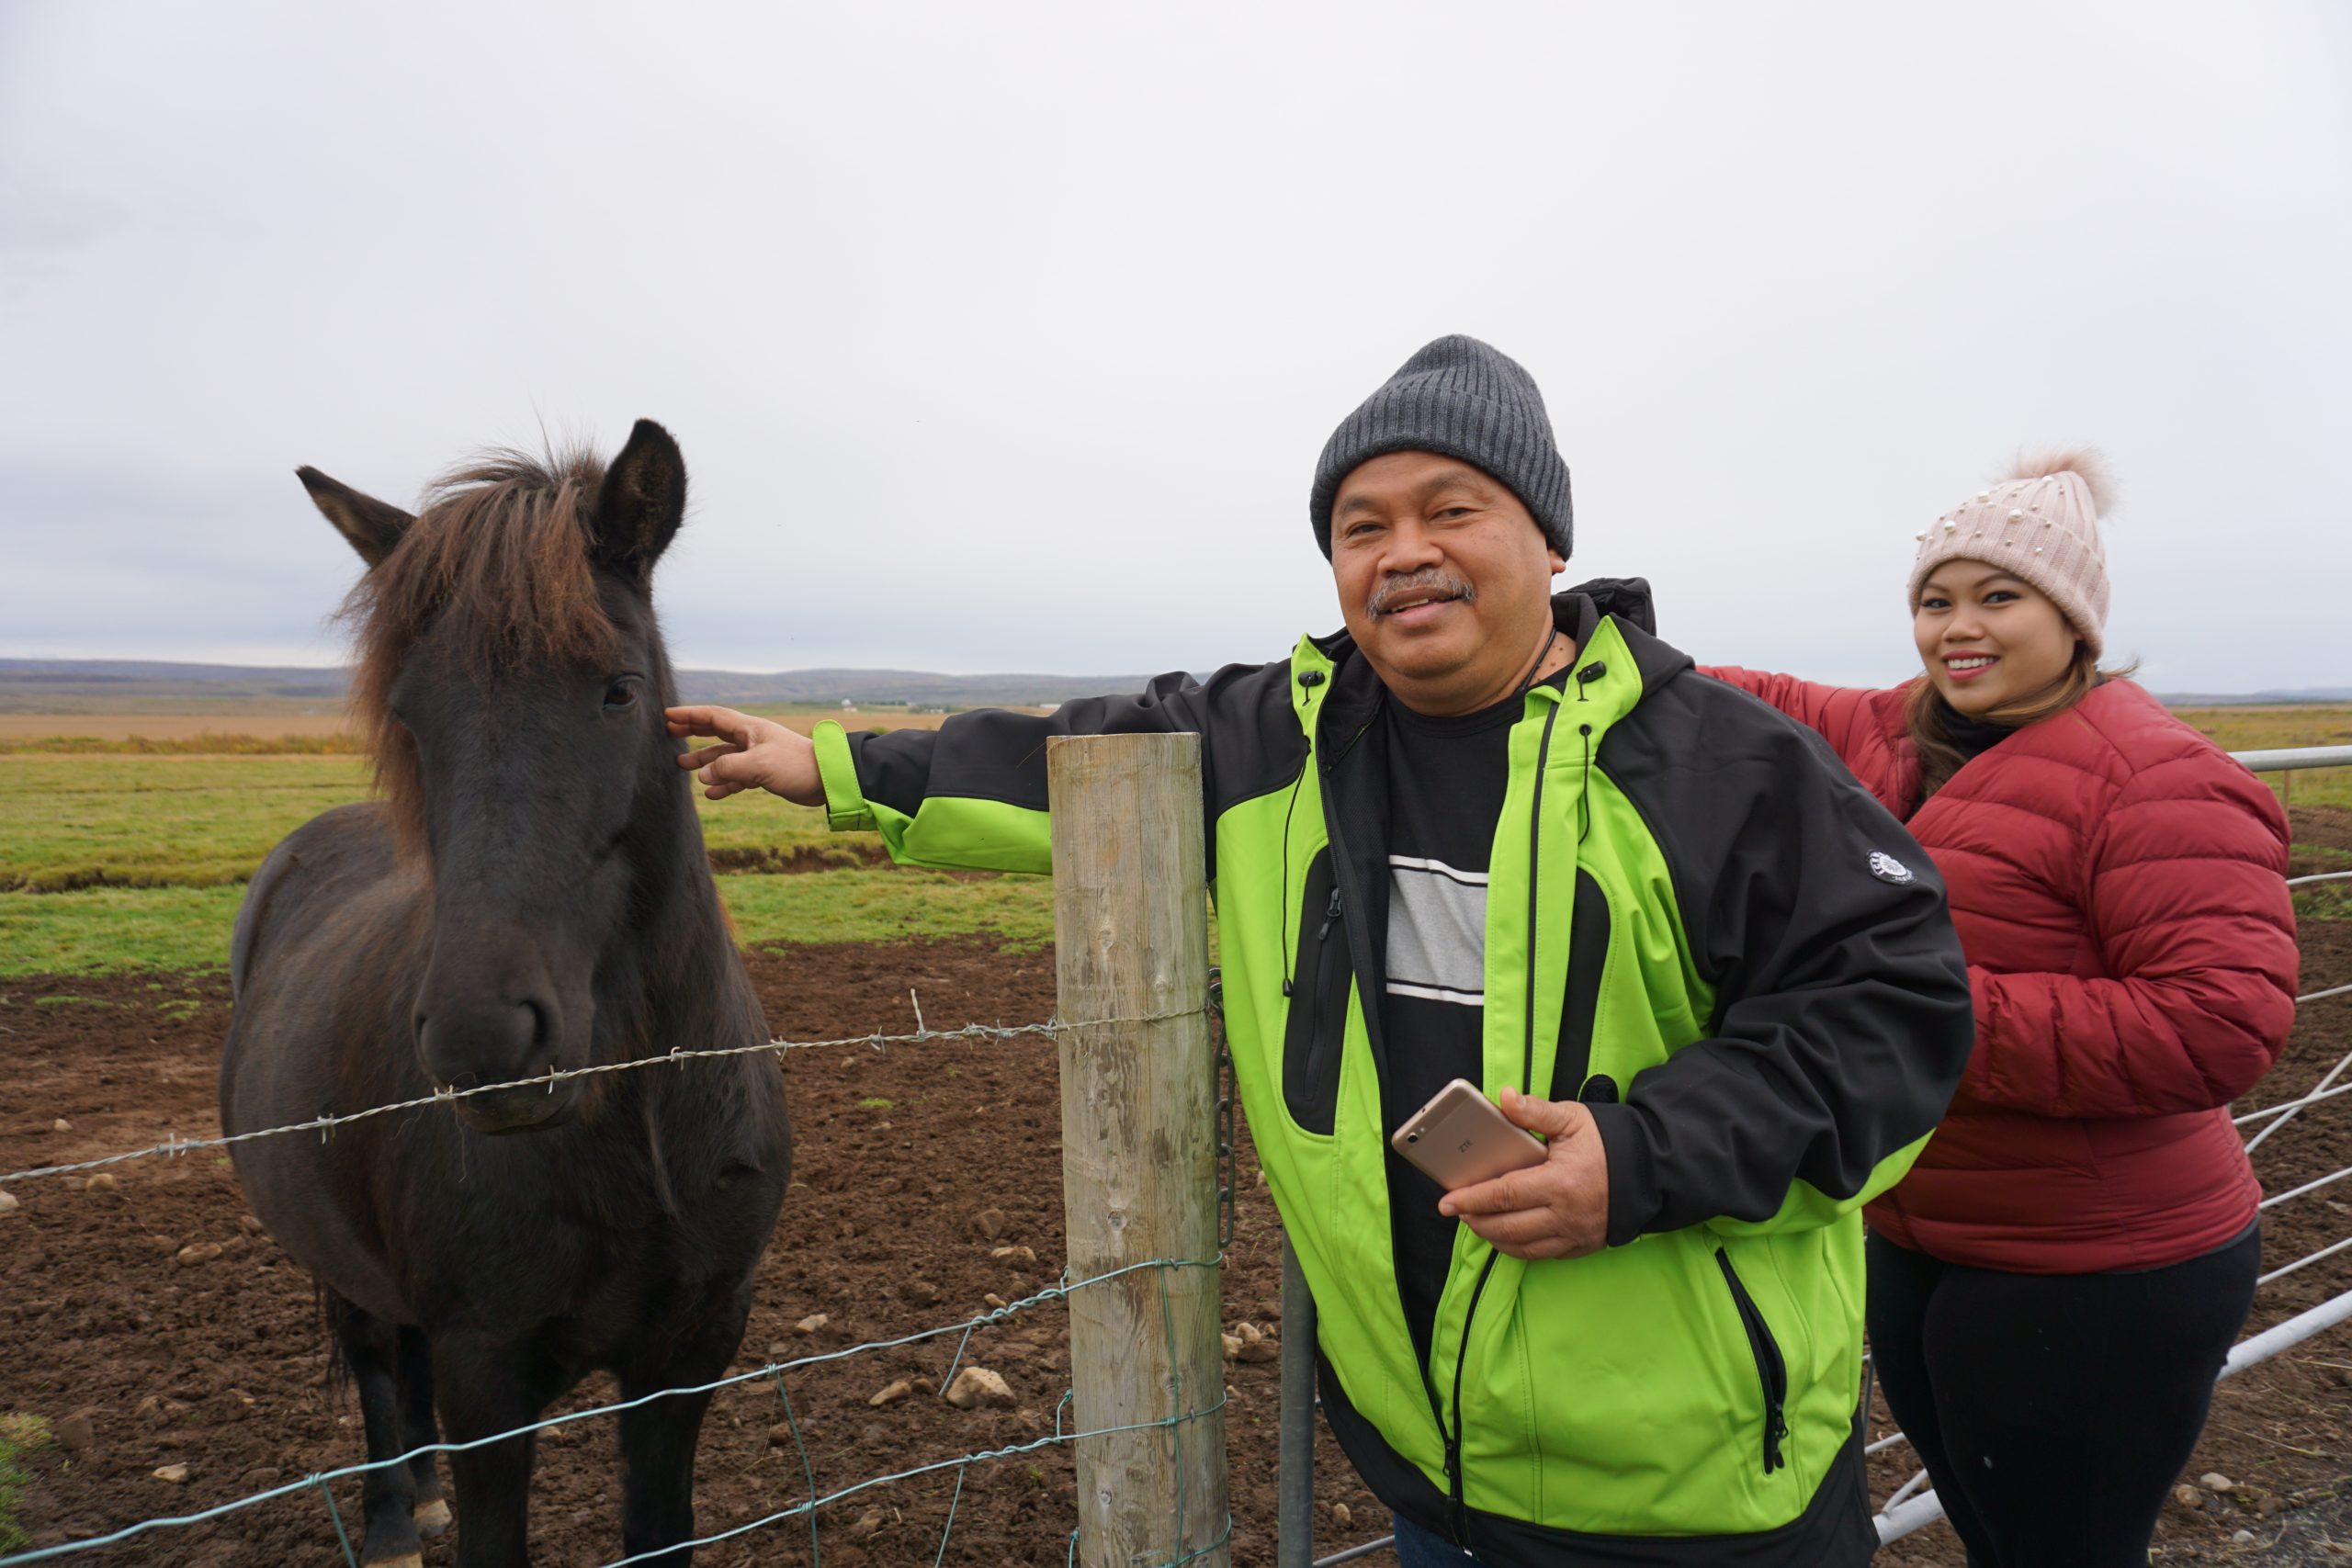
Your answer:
[338,446,626,839]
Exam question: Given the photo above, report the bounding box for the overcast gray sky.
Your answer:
[4,2,2346,690]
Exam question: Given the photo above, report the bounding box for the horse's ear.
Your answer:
[298,468,413,568]
[592,419,686,581]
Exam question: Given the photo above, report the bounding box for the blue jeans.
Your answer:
[1391,1513,1497,1567]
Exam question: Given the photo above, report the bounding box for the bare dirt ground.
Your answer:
[1,942,1385,1567]
[2,856,2346,1563]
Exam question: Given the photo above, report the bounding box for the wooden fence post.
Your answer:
[1049,733,1228,1568]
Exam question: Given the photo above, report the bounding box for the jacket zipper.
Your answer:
[1315,714,1459,1506]
[1306,886,1342,1043]
[1713,1247,1789,1473]
[1440,698,1564,1546]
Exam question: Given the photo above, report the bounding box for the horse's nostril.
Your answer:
[523,999,552,1050]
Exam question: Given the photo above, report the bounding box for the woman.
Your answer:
[1707,451,2299,1565]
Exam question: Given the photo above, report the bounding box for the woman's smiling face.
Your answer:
[1913,559,2080,715]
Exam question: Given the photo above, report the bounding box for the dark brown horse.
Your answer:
[220,422,790,1568]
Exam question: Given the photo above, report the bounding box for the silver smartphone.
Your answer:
[1389,1077,1546,1190]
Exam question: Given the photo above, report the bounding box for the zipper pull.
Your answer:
[1443,1437,1469,1541]
[1765,1405,1788,1472]
[1317,886,1342,942]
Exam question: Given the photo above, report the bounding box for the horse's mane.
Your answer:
[338,446,620,835]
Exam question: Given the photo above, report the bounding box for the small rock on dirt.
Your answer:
[867,1378,913,1407]
[795,1314,829,1334]
[983,1293,1008,1310]
[849,1506,888,1540]
[84,1174,118,1193]
[175,1242,223,1267]
[51,1118,72,1133]
[1236,1336,1281,1364]
[973,1208,1007,1240]
[2232,1530,2256,1545]
[153,1464,189,1484]
[990,1245,1036,1263]
[944,1367,1015,1410]
[238,1213,266,1233]
[0,1190,17,1216]
[767,1422,797,1448]
[764,1341,789,1359]
[2199,1472,2235,1494]
[55,1414,94,1452]
[1331,1503,1353,1529]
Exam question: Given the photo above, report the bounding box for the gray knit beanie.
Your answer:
[1309,335,1573,559]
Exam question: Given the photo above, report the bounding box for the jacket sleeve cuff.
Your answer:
[810,721,876,832]
[1584,1100,1661,1247]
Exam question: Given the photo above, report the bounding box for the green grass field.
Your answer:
[0,746,1048,976]
[0,1414,48,1552]
[0,705,2343,978]
[0,754,870,893]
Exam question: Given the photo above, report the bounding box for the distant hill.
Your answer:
[4,659,2345,716]
[0,659,1164,714]
[2155,688,2352,706]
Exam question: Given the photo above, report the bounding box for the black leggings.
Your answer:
[1866,1227,2259,1567]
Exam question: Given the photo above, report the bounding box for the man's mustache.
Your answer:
[1368,570,1476,620]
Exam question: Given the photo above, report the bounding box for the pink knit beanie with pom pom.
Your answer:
[1907,450,2114,660]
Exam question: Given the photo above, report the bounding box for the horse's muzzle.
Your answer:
[455,1078,582,1135]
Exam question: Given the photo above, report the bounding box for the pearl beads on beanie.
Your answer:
[1908,449,2113,660]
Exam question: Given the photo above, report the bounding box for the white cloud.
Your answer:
[3,0,2347,690]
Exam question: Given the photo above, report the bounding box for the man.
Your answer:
[672,336,1972,1565]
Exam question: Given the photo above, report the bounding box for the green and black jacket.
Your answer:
[812,583,1973,1566]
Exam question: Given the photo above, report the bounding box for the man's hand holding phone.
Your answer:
[1435,1085,1611,1262]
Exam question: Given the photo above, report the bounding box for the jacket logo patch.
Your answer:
[1868,851,1916,886]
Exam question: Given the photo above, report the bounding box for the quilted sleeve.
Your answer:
[1700,667,1890,778]
[1961,754,2299,1117]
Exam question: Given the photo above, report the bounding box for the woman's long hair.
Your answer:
[1905,643,2137,800]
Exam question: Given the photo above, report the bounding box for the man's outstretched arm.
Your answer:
[669,671,1233,875]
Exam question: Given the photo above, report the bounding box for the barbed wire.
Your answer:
[0,1254,1227,1567]
[0,1003,1198,1189]
[4,919,2341,1558]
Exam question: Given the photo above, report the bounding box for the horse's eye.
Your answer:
[603,679,639,712]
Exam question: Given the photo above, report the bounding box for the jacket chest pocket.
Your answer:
[1283,848,1349,1137]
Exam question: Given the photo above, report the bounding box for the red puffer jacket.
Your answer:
[1703,671,2299,1273]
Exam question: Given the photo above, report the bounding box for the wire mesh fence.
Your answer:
[0,1004,1236,1568]
[5,743,2346,1564]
